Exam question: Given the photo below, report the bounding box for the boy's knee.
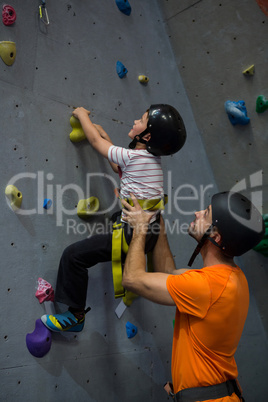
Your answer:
[61,243,77,262]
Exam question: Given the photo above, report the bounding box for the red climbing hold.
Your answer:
[2,4,16,26]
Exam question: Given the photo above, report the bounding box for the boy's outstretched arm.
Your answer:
[93,124,119,173]
[72,107,113,160]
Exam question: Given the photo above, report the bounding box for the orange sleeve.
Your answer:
[166,270,211,318]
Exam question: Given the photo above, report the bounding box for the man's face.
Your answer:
[128,111,149,139]
[188,205,213,242]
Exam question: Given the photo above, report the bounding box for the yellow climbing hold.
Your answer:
[77,197,99,219]
[243,64,255,76]
[138,75,149,84]
[0,41,16,66]
[5,185,22,211]
[69,116,86,142]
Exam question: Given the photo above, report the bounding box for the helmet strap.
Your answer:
[129,128,149,149]
[188,225,213,267]
[208,237,228,255]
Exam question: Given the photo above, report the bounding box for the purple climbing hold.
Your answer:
[26,319,52,358]
[126,321,137,338]
[224,100,250,126]
[116,61,128,78]
[115,0,131,16]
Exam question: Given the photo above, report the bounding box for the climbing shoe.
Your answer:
[41,310,85,333]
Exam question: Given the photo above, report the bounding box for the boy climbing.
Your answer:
[41,104,186,332]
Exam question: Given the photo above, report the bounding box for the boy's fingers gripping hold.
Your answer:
[72,107,91,119]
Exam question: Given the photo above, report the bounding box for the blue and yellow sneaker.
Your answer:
[41,310,85,332]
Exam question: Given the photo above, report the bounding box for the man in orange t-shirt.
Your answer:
[121,191,264,401]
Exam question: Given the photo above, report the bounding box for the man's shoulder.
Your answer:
[201,264,240,274]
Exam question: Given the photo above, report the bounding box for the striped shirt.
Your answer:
[108,146,164,221]
[108,145,164,199]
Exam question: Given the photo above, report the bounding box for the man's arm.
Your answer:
[121,195,190,306]
[152,215,189,276]
[72,107,112,159]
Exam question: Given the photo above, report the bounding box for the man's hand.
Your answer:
[121,193,154,235]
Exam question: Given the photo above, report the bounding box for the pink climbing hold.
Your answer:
[35,278,55,304]
[2,4,16,26]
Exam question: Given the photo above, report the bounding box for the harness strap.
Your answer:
[174,379,244,402]
[123,195,168,211]
[112,195,167,305]
[111,222,126,298]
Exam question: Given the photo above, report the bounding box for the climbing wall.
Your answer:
[0,0,267,401]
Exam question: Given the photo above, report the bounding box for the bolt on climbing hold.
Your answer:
[116,61,128,78]
[2,4,16,26]
[5,184,22,211]
[0,41,16,66]
[26,318,52,358]
[43,198,52,209]
[77,197,100,219]
[256,95,268,113]
[39,0,49,25]
[115,0,131,16]
[243,64,255,76]
[69,115,86,142]
[224,100,250,125]
[126,321,137,338]
[138,75,149,84]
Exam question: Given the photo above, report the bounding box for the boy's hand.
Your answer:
[121,193,154,235]
[72,107,91,120]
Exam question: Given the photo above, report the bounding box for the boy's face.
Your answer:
[128,111,149,139]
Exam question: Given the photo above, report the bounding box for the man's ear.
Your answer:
[143,133,151,142]
[210,229,221,245]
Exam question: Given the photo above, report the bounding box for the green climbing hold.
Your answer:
[256,95,268,113]
[253,214,268,257]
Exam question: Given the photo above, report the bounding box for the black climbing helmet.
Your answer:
[129,104,186,156]
[188,191,265,266]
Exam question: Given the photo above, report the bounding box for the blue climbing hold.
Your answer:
[116,61,128,78]
[43,198,52,209]
[126,321,137,338]
[26,318,52,358]
[115,0,131,16]
[224,100,250,126]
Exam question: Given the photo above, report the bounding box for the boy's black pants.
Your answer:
[55,219,160,310]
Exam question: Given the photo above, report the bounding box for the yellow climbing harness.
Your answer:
[112,195,167,306]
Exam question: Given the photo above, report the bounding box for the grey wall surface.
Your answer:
[0,0,267,401]
[157,0,268,400]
